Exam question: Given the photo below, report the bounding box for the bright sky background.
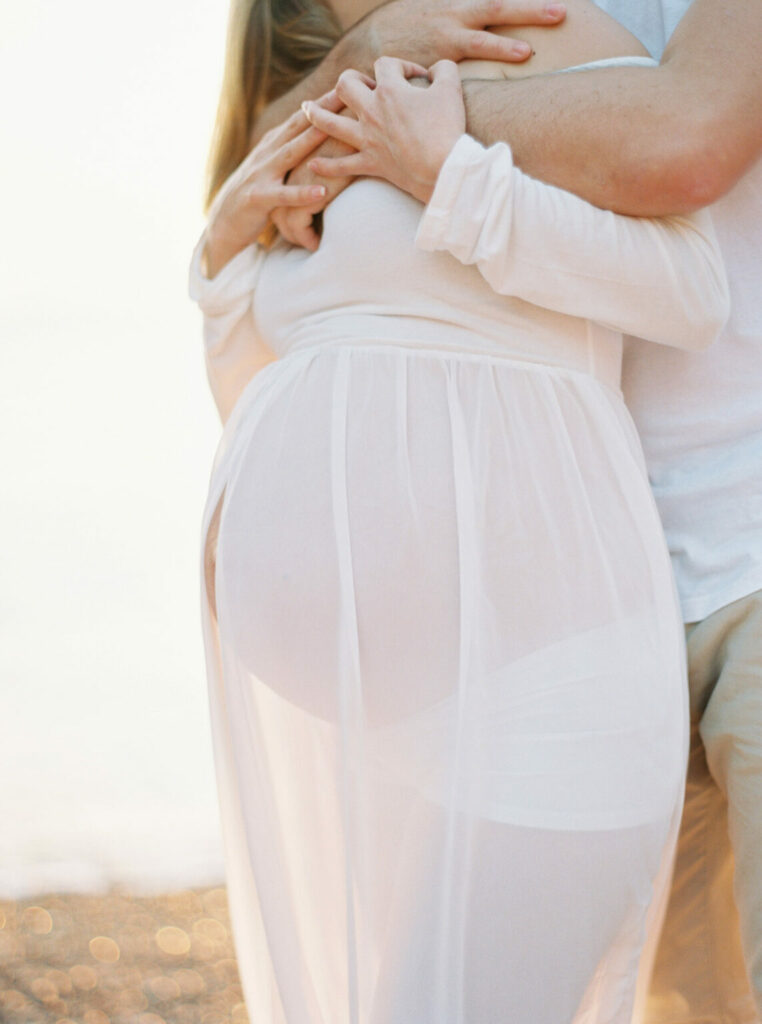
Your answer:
[1,0,233,896]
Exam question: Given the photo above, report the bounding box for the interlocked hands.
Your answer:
[303,58,466,205]
[268,0,565,246]
[204,99,342,275]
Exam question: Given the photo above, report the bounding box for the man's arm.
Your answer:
[462,0,762,215]
[253,0,567,140]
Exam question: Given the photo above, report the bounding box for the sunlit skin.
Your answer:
[253,0,568,142]
[204,0,762,255]
[269,0,648,248]
[203,0,653,256]
[202,106,336,278]
[262,0,762,223]
[304,59,468,205]
[205,0,650,255]
[204,490,224,623]
[202,0,570,256]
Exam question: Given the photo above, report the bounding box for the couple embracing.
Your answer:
[190,0,762,1019]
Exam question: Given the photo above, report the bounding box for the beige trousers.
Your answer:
[646,590,762,1024]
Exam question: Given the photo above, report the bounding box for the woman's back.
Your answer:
[254,173,623,386]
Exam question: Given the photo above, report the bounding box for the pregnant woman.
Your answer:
[190,1,729,1019]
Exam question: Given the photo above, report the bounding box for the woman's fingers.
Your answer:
[312,88,348,113]
[272,206,321,251]
[308,153,368,178]
[302,103,364,149]
[428,58,462,84]
[270,125,328,174]
[256,183,327,207]
[262,106,313,150]
[260,91,345,157]
[333,69,375,114]
[373,56,430,85]
[337,70,376,91]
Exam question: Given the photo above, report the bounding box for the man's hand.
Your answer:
[305,59,465,204]
[354,0,565,69]
[271,136,356,251]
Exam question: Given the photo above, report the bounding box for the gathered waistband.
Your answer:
[279,336,623,395]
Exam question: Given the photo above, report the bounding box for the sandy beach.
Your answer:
[0,886,249,1024]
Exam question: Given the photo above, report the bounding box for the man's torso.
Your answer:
[597,0,762,623]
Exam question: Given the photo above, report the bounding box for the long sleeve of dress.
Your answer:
[415,134,730,351]
[188,231,275,424]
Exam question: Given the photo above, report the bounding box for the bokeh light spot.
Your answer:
[30,976,59,1002]
[155,926,191,956]
[172,967,206,997]
[69,963,98,990]
[23,906,53,934]
[0,990,28,1012]
[47,968,74,995]
[200,889,229,921]
[193,917,228,945]
[83,1010,110,1024]
[89,936,121,963]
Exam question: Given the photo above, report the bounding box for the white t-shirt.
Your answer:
[597,0,762,622]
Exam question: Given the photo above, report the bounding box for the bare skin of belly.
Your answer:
[204,490,225,623]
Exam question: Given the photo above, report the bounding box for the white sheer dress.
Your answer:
[189,60,729,1024]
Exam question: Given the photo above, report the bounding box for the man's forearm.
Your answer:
[462,0,762,216]
[462,66,689,215]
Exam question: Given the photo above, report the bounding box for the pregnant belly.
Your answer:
[213,346,683,772]
[216,350,462,725]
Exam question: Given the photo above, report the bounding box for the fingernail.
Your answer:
[311,186,327,196]
[544,3,565,17]
[512,41,531,56]
[301,101,312,117]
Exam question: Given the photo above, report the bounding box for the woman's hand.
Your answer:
[204,106,337,277]
[271,136,357,251]
[302,59,466,204]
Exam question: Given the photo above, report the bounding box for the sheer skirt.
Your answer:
[200,342,688,1024]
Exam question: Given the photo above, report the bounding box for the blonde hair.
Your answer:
[205,0,342,211]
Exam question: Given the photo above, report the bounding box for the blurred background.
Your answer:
[1,0,244,1019]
